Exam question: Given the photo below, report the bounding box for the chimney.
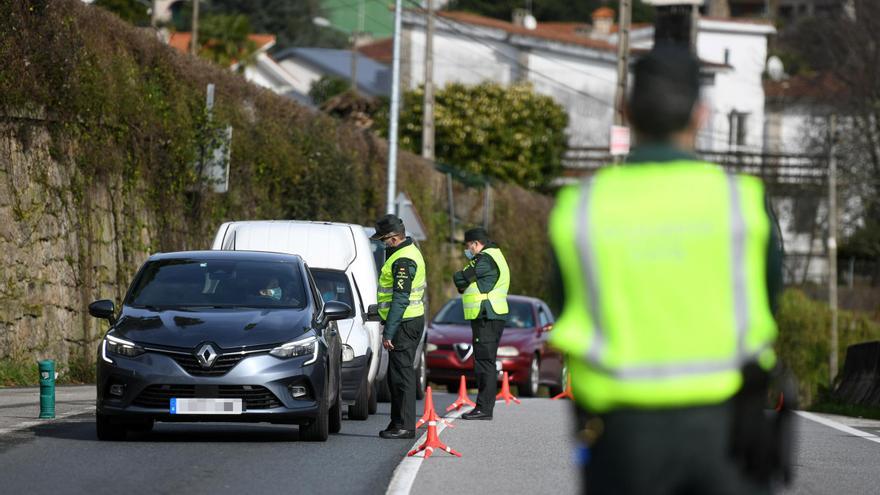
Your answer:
[706,0,730,17]
[591,7,615,36]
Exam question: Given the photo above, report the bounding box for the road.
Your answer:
[1,386,880,494]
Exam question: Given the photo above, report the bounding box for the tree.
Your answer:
[446,0,655,24]
[171,0,349,51]
[374,82,569,190]
[196,14,257,70]
[309,75,351,106]
[778,2,880,282]
[94,0,150,26]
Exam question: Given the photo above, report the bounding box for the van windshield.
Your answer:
[127,259,307,309]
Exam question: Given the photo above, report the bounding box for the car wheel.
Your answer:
[415,349,427,400]
[548,363,568,397]
[368,379,378,414]
[330,371,343,434]
[518,354,540,398]
[377,373,392,403]
[348,371,370,420]
[95,413,127,441]
[300,392,329,442]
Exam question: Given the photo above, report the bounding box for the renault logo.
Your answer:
[454,343,473,362]
[196,343,218,368]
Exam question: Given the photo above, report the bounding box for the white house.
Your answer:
[400,9,775,152]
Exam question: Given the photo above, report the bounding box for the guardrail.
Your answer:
[562,147,828,186]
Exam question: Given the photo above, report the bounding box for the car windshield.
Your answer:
[127,259,307,309]
[433,299,535,329]
[311,269,356,310]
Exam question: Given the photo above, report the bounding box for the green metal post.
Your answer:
[38,360,55,419]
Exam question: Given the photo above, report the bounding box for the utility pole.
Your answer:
[386,0,404,214]
[613,0,631,126]
[421,0,435,160]
[190,0,199,56]
[828,114,839,385]
[350,0,365,93]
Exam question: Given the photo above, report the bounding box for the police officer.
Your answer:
[549,46,786,494]
[372,214,426,439]
[453,227,510,421]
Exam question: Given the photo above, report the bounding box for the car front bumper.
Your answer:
[97,351,327,425]
[341,353,369,402]
[426,351,530,383]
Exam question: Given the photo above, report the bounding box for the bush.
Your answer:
[309,75,351,106]
[775,289,880,406]
[374,82,569,190]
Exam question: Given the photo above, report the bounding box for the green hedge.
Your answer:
[775,289,880,406]
[0,0,555,375]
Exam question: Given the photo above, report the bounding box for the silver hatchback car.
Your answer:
[90,250,350,441]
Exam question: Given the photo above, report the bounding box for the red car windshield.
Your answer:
[433,299,534,329]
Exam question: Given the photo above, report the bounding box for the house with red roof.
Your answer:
[395,8,775,153]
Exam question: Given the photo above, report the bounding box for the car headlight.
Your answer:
[102,334,145,362]
[270,335,319,365]
[497,346,519,357]
[425,343,438,353]
[342,344,355,362]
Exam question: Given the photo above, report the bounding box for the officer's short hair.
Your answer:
[628,46,701,141]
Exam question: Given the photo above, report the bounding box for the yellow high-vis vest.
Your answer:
[549,162,777,413]
[377,243,426,320]
[461,247,510,320]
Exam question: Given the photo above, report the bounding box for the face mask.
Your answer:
[464,249,474,260]
[268,288,282,301]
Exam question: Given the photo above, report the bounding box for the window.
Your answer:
[538,307,550,328]
[728,111,749,148]
[127,259,307,309]
[310,269,356,310]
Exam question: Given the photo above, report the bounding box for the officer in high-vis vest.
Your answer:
[550,47,788,494]
[372,214,426,439]
[453,227,510,421]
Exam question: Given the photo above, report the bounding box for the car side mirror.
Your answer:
[365,303,382,322]
[89,299,116,325]
[540,323,553,334]
[323,301,353,322]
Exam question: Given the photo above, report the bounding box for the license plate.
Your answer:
[170,398,243,415]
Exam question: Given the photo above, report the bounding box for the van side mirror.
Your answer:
[89,299,116,325]
[323,301,353,322]
[365,304,382,322]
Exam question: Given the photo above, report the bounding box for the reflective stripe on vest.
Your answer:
[461,247,510,320]
[549,162,777,412]
[377,244,426,320]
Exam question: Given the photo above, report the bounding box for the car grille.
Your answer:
[132,385,283,410]
[168,353,251,377]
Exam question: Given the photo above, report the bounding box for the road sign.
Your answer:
[609,125,630,156]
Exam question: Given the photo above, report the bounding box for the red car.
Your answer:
[425,295,566,397]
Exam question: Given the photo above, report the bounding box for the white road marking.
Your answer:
[796,411,880,446]
[385,407,469,495]
[0,406,95,436]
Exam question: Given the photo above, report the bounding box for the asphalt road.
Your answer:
[0,388,458,495]
[2,385,880,495]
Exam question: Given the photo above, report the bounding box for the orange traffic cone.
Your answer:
[552,375,574,401]
[446,375,476,412]
[407,419,462,460]
[416,387,454,429]
[496,371,521,405]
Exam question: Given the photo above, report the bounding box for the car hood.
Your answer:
[113,307,314,349]
[428,323,533,346]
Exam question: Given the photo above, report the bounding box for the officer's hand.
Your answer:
[383,339,395,351]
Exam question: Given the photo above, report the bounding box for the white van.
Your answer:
[211,221,386,419]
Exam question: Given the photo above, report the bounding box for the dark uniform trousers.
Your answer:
[388,316,425,430]
[576,403,773,495]
[471,318,505,414]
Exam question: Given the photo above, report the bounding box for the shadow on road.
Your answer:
[30,419,311,443]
